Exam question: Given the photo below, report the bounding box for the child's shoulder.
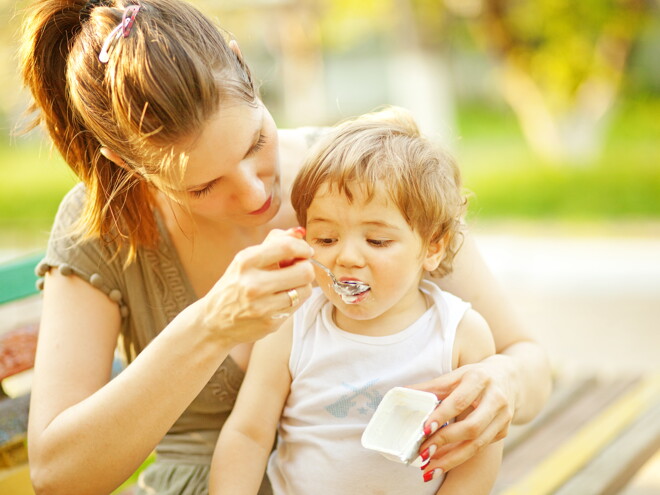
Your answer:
[419,280,495,367]
[454,308,496,367]
[420,279,471,317]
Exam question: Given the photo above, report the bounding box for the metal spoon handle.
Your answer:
[308,258,337,283]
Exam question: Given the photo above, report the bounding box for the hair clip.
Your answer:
[99,5,141,64]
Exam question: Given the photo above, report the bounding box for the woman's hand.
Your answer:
[412,355,515,473]
[193,227,315,346]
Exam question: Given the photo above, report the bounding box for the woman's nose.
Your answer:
[232,165,267,209]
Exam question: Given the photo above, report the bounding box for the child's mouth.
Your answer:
[340,288,370,304]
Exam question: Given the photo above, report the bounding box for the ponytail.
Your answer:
[20,0,257,262]
[21,0,88,174]
[20,0,156,260]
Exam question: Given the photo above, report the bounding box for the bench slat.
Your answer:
[495,376,637,489]
[554,398,660,495]
[503,375,596,454]
[0,254,42,305]
[498,374,660,495]
[0,462,34,495]
[0,326,38,382]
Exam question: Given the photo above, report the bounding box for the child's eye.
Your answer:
[189,180,217,199]
[368,239,392,247]
[312,238,336,246]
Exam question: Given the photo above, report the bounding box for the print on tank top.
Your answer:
[324,379,383,418]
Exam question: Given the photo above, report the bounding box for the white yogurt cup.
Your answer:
[361,387,439,466]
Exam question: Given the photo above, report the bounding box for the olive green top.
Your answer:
[38,183,270,494]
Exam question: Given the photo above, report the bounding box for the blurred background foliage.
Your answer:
[1,0,659,248]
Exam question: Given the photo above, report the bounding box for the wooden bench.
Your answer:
[2,254,658,494]
[0,253,42,495]
[494,372,660,494]
[0,253,148,495]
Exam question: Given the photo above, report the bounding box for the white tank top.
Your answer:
[267,279,471,494]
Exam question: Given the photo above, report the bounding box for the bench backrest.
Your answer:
[0,254,42,305]
[0,253,43,471]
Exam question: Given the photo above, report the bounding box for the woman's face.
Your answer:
[171,100,281,227]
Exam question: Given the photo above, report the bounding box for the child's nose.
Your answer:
[336,241,365,268]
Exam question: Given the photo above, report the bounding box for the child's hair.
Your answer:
[291,106,466,277]
[20,0,257,260]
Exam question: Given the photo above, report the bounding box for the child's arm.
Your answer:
[432,309,503,495]
[209,317,294,494]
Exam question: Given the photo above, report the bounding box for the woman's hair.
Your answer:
[20,0,257,260]
[291,106,466,277]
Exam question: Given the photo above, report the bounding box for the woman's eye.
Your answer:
[368,239,392,247]
[189,181,217,199]
[247,133,267,156]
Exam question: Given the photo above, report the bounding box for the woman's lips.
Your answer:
[249,195,272,215]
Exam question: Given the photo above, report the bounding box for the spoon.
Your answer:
[309,259,370,297]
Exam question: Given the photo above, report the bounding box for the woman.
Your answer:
[20,0,551,493]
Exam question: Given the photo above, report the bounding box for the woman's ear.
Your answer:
[100,147,128,169]
[229,39,244,62]
[100,147,144,181]
[422,235,448,272]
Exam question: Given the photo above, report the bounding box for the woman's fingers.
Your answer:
[225,230,314,295]
[411,362,515,475]
[250,257,315,295]
[408,364,474,403]
[418,390,508,455]
[413,365,487,429]
[270,284,313,314]
[420,415,505,476]
[239,229,314,271]
[197,228,316,346]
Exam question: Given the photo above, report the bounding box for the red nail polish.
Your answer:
[423,470,435,482]
[292,226,306,237]
[420,448,429,461]
[423,424,431,436]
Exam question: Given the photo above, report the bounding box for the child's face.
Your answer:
[306,183,442,334]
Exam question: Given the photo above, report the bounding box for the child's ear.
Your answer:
[422,235,448,272]
[229,40,244,62]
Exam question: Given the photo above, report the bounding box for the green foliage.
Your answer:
[487,0,649,111]
[466,159,660,219]
[458,98,660,220]
[318,0,394,51]
[0,139,76,230]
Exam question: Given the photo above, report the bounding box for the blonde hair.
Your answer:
[20,0,257,261]
[291,107,465,277]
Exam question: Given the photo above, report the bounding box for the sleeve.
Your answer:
[35,183,129,318]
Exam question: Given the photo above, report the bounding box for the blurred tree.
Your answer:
[1,0,26,137]
[448,0,653,163]
[318,0,458,143]
[204,0,327,127]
